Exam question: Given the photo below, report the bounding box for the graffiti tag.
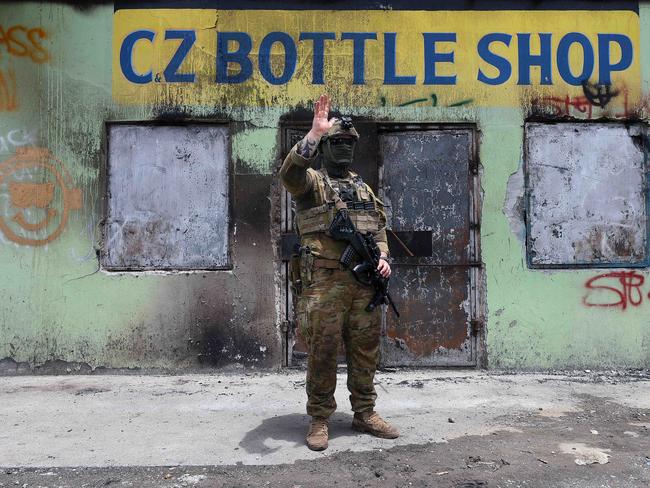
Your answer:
[0,25,49,63]
[581,81,619,108]
[0,148,82,246]
[533,82,633,119]
[583,271,649,310]
[380,92,474,108]
[0,69,18,112]
[0,129,36,153]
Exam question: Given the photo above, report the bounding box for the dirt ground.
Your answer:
[2,391,648,488]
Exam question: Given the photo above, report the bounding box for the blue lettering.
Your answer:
[163,30,196,83]
[557,33,594,86]
[598,34,633,85]
[341,32,377,85]
[119,30,155,84]
[477,33,512,85]
[216,32,253,84]
[423,33,456,85]
[383,33,416,85]
[259,32,297,85]
[299,32,336,84]
[517,33,552,85]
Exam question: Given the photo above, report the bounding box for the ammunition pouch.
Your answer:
[296,202,380,235]
[296,203,335,234]
[294,246,314,293]
[289,244,302,296]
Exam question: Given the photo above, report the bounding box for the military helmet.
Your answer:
[322,116,359,141]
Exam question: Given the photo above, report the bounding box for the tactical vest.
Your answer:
[296,169,382,235]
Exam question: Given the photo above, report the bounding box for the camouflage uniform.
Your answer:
[280,136,389,419]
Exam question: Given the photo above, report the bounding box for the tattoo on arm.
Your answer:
[297,136,318,158]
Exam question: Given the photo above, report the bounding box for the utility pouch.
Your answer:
[299,246,314,288]
[289,243,302,296]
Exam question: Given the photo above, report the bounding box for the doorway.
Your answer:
[279,122,482,367]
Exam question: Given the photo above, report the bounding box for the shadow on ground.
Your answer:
[2,394,649,487]
[238,412,355,455]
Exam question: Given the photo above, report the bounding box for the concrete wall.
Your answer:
[0,1,648,371]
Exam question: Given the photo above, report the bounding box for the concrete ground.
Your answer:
[0,369,649,487]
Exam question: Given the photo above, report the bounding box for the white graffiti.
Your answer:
[0,129,37,153]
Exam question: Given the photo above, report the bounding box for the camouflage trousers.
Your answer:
[297,267,381,419]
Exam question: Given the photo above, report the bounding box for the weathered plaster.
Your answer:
[0,3,282,370]
[0,2,648,371]
[231,127,279,175]
[642,3,650,93]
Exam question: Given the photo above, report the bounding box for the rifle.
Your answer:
[328,210,400,317]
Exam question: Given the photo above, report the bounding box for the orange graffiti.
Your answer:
[0,69,18,112]
[0,25,49,63]
[0,148,82,246]
[9,182,56,231]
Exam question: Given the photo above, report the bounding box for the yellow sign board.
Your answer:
[112,9,641,108]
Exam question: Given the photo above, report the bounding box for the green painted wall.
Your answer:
[0,2,648,371]
[0,3,282,370]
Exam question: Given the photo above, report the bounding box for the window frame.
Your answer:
[524,120,649,269]
[101,120,233,272]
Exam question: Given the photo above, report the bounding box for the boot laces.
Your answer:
[367,412,388,428]
[309,418,328,436]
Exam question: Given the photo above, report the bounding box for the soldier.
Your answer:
[280,94,399,451]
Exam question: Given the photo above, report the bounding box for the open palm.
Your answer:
[312,94,335,137]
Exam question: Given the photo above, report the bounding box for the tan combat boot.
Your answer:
[306,416,329,451]
[352,410,399,439]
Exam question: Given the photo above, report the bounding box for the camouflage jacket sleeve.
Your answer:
[279,142,318,197]
[365,184,390,257]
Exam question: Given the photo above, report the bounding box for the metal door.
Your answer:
[379,126,481,367]
[280,126,309,366]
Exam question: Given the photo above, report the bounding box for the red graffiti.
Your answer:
[534,88,634,119]
[538,94,595,118]
[583,271,649,310]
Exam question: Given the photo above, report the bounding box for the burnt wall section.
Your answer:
[96,170,278,370]
[200,172,278,367]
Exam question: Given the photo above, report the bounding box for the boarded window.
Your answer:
[104,124,230,270]
[525,123,647,268]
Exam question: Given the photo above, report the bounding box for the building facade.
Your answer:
[0,0,649,372]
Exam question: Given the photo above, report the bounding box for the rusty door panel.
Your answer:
[382,266,473,366]
[381,130,472,266]
[380,128,478,367]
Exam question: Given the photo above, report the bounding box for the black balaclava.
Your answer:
[321,136,356,178]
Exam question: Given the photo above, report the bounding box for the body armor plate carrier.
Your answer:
[296,169,382,236]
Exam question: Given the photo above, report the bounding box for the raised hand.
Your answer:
[311,94,335,138]
[297,94,335,158]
